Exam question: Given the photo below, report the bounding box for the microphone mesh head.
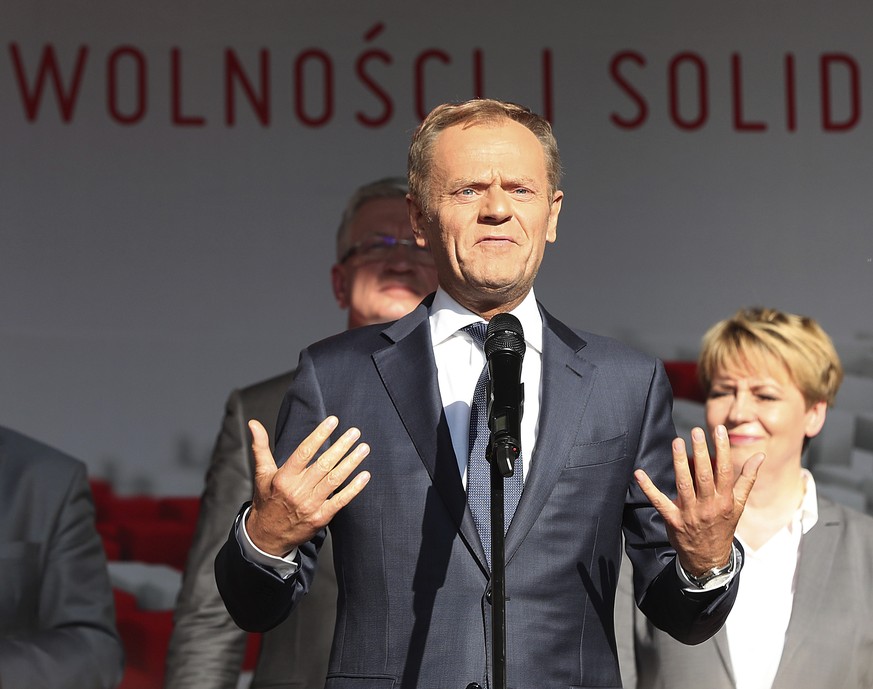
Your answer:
[485,313,526,357]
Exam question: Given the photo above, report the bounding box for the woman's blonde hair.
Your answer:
[698,306,843,407]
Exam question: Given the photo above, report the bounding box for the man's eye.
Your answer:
[459,188,475,196]
[364,238,391,251]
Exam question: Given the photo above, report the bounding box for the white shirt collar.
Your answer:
[797,468,819,534]
[428,287,543,354]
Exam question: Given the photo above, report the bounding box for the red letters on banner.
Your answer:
[6,36,556,128]
[610,50,862,132]
[6,41,863,132]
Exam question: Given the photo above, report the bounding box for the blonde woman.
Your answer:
[630,307,873,689]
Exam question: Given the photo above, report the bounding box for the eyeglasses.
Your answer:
[340,235,433,264]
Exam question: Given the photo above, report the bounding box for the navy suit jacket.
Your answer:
[217,300,738,689]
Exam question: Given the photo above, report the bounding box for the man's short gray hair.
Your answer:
[336,177,409,262]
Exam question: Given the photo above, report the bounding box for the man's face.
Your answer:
[409,118,562,318]
[332,196,438,328]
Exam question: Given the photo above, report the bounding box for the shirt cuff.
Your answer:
[236,505,300,580]
[675,542,742,593]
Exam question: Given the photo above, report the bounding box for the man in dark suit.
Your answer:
[0,425,123,689]
[216,99,763,688]
[164,178,438,689]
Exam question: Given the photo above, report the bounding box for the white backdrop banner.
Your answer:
[2,0,871,492]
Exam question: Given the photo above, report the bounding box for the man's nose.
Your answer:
[479,187,512,223]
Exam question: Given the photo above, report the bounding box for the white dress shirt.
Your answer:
[428,287,543,485]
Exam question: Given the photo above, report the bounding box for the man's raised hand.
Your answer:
[246,416,371,556]
[635,424,763,576]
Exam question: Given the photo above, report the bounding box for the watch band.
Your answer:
[686,545,736,589]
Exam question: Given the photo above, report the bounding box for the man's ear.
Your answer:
[407,194,429,248]
[331,263,349,309]
[546,189,563,244]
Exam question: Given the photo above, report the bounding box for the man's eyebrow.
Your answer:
[445,176,539,189]
[502,177,538,188]
[445,177,486,189]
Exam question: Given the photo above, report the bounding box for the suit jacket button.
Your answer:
[466,684,483,689]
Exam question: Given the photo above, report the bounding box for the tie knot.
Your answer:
[463,321,488,348]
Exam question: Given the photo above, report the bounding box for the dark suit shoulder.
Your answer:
[540,304,659,369]
[576,329,658,366]
[308,321,395,354]
[0,425,84,481]
[304,308,428,369]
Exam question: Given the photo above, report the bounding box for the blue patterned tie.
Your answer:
[464,322,524,567]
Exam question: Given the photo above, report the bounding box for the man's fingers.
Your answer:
[733,452,765,506]
[322,469,372,519]
[689,427,716,498]
[635,469,680,526]
[314,426,362,474]
[712,424,735,490]
[248,417,371,552]
[288,416,340,469]
[292,438,370,532]
[269,417,372,511]
[671,437,696,504]
[321,441,371,494]
[249,419,278,492]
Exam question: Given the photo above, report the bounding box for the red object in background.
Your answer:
[91,486,199,687]
[663,360,706,403]
[116,521,197,571]
[94,484,258,686]
[116,606,175,688]
[158,496,201,523]
[243,633,262,671]
[89,483,200,570]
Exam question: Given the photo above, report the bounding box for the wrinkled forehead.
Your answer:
[431,120,548,177]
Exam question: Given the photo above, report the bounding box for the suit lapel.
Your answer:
[771,499,841,688]
[504,306,594,564]
[372,304,487,567]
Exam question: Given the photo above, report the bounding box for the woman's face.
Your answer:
[705,355,827,475]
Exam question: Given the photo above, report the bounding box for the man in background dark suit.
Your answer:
[164,178,438,689]
[216,99,763,688]
[0,425,123,689]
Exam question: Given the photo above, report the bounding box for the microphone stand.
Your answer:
[488,441,515,689]
[481,312,524,689]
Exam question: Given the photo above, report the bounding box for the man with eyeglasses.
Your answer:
[164,177,437,689]
[330,181,437,333]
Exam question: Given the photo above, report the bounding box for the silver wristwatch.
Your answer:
[686,546,736,589]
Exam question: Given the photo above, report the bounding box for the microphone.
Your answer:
[485,313,525,478]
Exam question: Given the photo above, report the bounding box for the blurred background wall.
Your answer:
[3,0,871,494]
